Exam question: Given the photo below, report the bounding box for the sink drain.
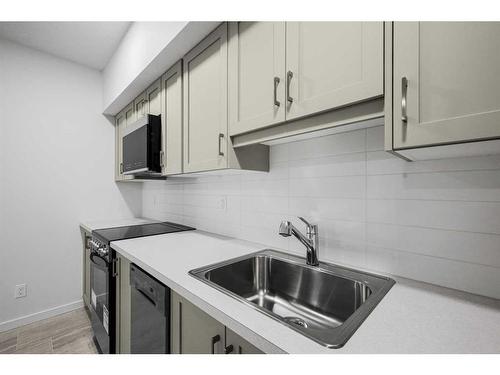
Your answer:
[284,316,308,328]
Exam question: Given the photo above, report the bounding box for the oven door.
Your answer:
[89,251,110,354]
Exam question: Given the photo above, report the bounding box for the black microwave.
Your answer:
[122,114,162,175]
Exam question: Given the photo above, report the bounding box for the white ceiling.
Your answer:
[0,22,131,70]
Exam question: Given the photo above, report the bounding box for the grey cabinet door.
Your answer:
[183,23,228,173]
[134,91,147,119]
[82,234,91,308]
[171,291,225,354]
[114,111,125,181]
[285,22,383,121]
[115,255,131,354]
[225,328,263,354]
[146,78,162,116]
[393,22,500,149]
[228,22,286,136]
[162,61,183,175]
[115,106,134,181]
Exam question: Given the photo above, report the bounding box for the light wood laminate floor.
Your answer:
[0,308,98,354]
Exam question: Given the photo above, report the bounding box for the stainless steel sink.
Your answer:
[189,249,395,348]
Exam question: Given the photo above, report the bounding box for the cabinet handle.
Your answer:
[120,163,123,174]
[286,70,293,104]
[218,133,224,156]
[224,344,234,354]
[159,150,165,168]
[401,77,408,123]
[211,334,221,354]
[273,77,280,107]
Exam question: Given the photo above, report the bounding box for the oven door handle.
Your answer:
[90,251,109,270]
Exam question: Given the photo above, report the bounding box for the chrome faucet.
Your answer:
[279,217,319,266]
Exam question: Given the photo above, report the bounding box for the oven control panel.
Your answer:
[90,237,109,257]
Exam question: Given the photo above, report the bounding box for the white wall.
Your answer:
[0,38,142,329]
[142,126,500,300]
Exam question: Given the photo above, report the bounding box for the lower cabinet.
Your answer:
[170,291,263,354]
[115,254,132,354]
[225,328,263,354]
[81,230,91,309]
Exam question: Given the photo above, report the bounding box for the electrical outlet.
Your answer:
[218,196,227,210]
[15,284,27,299]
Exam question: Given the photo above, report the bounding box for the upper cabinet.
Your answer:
[228,22,286,135]
[285,22,383,121]
[134,91,147,119]
[228,22,384,137]
[388,22,500,160]
[146,78,162,116]
[162,61,183,175]
[115,103,135,181]
[115,110,125,181]
[183,23,269,174]
[183,23,229,173]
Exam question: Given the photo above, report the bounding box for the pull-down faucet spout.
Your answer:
[279,217,319,266]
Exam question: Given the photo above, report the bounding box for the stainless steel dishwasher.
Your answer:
[130,264,170,353]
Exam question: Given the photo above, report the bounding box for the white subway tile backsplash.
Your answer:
[366,223,500,267]
[269,143,289,164]
[366,125,385,151]
[142,126,500,299]
[289,152,366,179]
[365,245,500,299]
[289,197,365,222]
[367,150,500,176]
[240,195,289,214]
[367,170,500,201]
[290,175,366,199]
[367,199,500,235]
[241,178,289,197]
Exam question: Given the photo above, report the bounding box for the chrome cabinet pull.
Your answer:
[218,133,224,156]
[211,334,221,354]
[120,162,123,174]
[401,77,408,123]
[273,77,280,107]
[286,71,293,104]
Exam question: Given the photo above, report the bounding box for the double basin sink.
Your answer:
[190,249,394,348]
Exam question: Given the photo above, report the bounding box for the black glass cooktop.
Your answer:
[92,221,195,244]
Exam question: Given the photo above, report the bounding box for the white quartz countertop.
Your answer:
[80,217,158,233]
[110,230,500,353]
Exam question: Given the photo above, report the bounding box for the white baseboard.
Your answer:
[0,300,84,333]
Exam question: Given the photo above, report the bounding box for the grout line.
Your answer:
[366,197,500,204]
[365,167,500,176]
[365,220,500,237]
[367,243,500,270]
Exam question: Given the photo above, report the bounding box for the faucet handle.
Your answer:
[298,216,313,228]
